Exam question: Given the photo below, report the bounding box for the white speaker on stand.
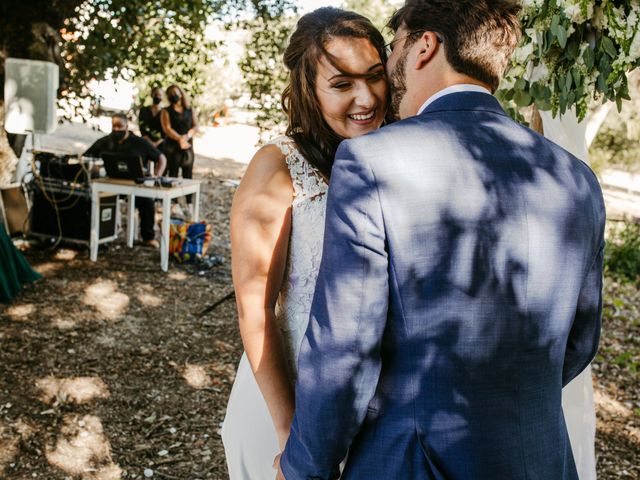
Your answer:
[4,57,59,135]
[2,58,59,231]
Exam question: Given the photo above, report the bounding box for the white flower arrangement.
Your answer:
[498,0,640,121]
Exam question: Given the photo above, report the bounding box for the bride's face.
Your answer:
[315,36,388,139]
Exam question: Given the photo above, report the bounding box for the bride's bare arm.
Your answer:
[230,144,295,450]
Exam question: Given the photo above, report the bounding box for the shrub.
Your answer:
[605,220,640,283]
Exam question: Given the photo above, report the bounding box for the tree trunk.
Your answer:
[0,101,19,184]
[530,104,544,135]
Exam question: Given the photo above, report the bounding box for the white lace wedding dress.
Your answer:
[221,136,328,480]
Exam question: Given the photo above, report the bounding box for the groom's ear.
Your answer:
[414,31,440,70]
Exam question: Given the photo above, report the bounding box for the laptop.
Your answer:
[101,152,145,180]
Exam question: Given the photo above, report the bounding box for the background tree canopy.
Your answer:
[0,0,293,121]
[0,0,290,180]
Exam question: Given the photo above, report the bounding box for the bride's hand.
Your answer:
[273,453,286,480]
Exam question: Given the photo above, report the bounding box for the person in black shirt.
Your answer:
[161,84,198,216]
[85,113,167,248]
[139,87,165,149]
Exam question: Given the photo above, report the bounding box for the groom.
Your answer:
[279,0,605,479]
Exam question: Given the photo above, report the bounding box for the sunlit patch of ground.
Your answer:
[83,280,129,320]
[168,271,188,281]
[181,364,212,389]
[177,362,237,390]
[46,414,121,479]
[36,376,110,405]
[52,317,79,330]
[53,249,78,261]
[595,390,640,443]
[33,261,64,276]
[5,303,36,322]
[137,291,162,307]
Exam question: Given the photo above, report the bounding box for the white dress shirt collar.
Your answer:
[417,84,492,115]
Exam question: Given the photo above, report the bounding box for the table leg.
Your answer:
[115,195,122,235]
[193,188,200,222]
[127,193,135,247]
[90,187,100,261]
[161,197,171,271]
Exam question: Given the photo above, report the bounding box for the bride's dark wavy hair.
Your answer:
[282,7,387,179]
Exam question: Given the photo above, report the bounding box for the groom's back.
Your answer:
[342,92,604,479]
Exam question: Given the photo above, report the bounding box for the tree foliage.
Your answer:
[0,0,279,178]
[498,0,640,122]
[341,0,400,37]
[238,0,296,134]
[60,0,243,118]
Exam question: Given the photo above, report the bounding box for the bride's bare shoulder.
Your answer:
[235,142,292,200]
[244,142,289,176]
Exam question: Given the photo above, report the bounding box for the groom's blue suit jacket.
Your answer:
[281,92,605,480]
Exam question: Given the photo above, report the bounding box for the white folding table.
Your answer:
[89,178,202,271]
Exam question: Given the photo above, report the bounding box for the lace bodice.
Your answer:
[266,136,328,375]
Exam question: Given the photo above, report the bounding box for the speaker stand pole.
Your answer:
[90,184,100,261]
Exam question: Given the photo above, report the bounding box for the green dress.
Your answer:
[0,227,40,303]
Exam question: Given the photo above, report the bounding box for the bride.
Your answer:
[221,7,389,479]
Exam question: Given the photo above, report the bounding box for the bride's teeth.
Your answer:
[350,112,375,121]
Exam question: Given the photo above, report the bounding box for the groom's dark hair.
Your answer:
[388,0,522,92]
[282,7,387,179]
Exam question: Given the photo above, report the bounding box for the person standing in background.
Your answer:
[161,84,198,218]
[139,86,165,150]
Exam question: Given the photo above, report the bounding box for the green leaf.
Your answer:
[599,55,611,74]
[515,78,527,90]
[601,36,617,58]
[513,90,532,107]
[557,75,565,91]
[565,39,579,60]
[571,68,581,88]
[530,82,545,99]
[563,73,572,92]
[597,73,607,93]
[544,29,554,54]
[556,25,567,48]
[534,98,552,111]
[616,95,623,112]
[502,88,514,101]
[583,47,595,70]
[559,93,568,114]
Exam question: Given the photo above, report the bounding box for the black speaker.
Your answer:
[30,186,117,242]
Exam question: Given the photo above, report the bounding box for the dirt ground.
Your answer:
[0,148,639,479]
